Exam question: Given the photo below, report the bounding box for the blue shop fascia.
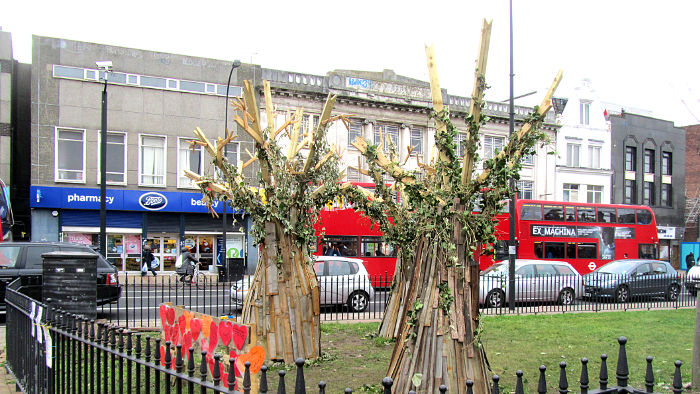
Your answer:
[30,186,254,273]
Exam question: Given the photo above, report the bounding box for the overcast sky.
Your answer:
[3,0,699,126]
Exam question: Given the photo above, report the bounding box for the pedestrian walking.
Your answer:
[141,246,158,277]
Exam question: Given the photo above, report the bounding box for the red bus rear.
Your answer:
[313,186,398,288]
[479,199,659,274]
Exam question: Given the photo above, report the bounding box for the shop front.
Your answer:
[30,185,248,273]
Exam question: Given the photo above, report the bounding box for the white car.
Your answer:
[480,259,584,307]
[685,265,700,296]
[231,256,375,312]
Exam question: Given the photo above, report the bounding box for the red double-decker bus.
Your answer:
[478,199,659,274]
[312,184,398,288]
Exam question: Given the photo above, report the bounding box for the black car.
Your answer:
[583,259,681,303]
[0,242,122,310]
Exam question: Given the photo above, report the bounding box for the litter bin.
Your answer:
[218,258,245,282]
[42,251,97,319]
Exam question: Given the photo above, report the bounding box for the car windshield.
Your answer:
[482,262,508,275]
[597,261,636,274]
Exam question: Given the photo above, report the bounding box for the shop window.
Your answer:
[56,127,86,182]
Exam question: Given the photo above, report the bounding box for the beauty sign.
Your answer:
[159,303,261,391]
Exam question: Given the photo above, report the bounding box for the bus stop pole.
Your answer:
[507,0,516,311]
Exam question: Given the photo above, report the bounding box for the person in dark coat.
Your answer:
[141,246,158,277]
[686,252,695,270]
[177,246,200,283]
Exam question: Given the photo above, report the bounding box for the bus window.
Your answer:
[639,243,657,259]
[534,242,543,258]
[566,243,576,258]
[322,235,359,257]
[618,208,636,224]
[543,205,564,221]
[521,203,543,221]
[597,207,617,223]
[636,209,653,225]
[577,206,595,222]
[361,236,397,257]
[544,242,565,258]
[565,206,576,222]
[577,243,597,259]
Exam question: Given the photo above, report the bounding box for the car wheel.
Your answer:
[558,288,575,305]
[486,289,505,308]
[347,291,369,312]
[615,285,630,303]
[666,284,680,301]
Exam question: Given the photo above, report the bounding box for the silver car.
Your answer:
[480,259,583,307]
[231,256,375,312]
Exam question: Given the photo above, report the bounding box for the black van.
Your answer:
[0,242,122,310]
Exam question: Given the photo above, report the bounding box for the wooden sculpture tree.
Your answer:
[186,81,348,363]
[346,20,563,393]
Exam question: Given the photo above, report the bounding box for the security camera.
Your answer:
[95,60,113,71]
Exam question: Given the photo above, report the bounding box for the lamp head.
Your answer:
[233,59,241,68]
[95,60,113,72]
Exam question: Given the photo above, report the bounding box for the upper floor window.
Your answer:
[483,135,505,160]
[587,185,602,203]
[625,146,637,172]
[348,120,363,147]
[624,180,637,204]
[410,127,423,156]
[140,135,166,186]
[580,101,590,125]
[563,183,579,202]
[374,123,399,153]
[566,143,580,167]
[644,149,655,173]
[588,145,601,169]
[661,184,672,207]
[55,127,86,183]
[224,142,239,167]
[347,167,361,183]
[454,133,467,158]
[516,180,534,199]
[178,138,204,188]
[643,182,655,206]
[662,152,672,175]
[97,131,127,185]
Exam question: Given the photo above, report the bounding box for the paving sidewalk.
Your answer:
[0,326,19,393]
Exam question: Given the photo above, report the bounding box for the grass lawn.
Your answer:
[262,309,696,393]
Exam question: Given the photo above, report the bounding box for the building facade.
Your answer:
[16,35,559,272]
[610,112,686,266]
[554,79,613,204]
[684,124,700,241]
[29,36,258,273]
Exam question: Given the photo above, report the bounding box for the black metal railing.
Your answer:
[6,276,689,393]
[6,278,255,393]
[99,272,393,328]
[100,271,697,327]
[226,337,686,393]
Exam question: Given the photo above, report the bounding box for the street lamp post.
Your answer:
[97,61,112,258]
[223,59,241,281]
[507,0,517,311]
